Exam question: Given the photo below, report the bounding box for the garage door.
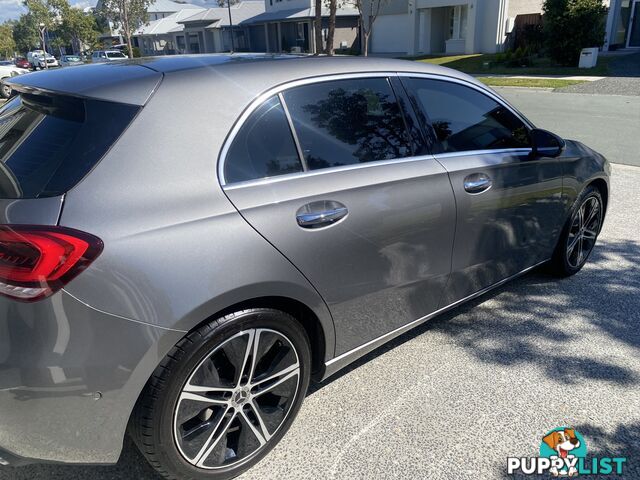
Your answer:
[371,14,409,53]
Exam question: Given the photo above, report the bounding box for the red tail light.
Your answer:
[0,225,103,302]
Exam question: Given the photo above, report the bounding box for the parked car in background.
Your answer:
[0,63,29,98]
[27,50,59,69]
[0,61,13,66]
[1,55,610,479]
[91,50,128,63]
[60,54,84,67]
[15,57,30,69]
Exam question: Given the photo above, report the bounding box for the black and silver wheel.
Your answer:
[550,185,604,277]
[131,309,311,480]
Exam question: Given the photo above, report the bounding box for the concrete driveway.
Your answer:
[1,163,638,479]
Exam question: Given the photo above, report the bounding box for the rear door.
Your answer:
[221,74,456,356]
[401,76,565,305]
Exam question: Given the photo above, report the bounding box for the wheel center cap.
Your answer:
[232,389,249,407]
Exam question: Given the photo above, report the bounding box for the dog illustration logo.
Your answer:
[540,427,587,477]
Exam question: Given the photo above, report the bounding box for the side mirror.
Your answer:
[530,128,565,158]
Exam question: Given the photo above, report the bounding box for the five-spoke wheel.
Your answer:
[131,309,310,480]
[550,185,604,277]
[174,328,301,469]
[566,195,602,269]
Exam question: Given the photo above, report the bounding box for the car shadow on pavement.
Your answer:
[2,239,638,480]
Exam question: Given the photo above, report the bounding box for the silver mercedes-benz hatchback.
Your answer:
[1,55,609,479]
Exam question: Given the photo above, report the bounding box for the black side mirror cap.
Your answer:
[530,128,565,158]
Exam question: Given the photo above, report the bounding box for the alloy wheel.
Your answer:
[566,195,602,268]
[173,328,301,470]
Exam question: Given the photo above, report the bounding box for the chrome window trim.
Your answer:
[223,148,533,191]
[218,71,535,187]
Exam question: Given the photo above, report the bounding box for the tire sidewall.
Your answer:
[146,309,311,480]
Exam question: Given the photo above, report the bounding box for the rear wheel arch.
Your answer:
[180,296,329,380]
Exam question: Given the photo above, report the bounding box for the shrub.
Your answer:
[543,0,606,66]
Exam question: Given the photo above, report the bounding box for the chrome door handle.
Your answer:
[296,201,348,229]
[464,173,492,194]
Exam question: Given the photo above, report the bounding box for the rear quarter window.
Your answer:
[0,93,139,199]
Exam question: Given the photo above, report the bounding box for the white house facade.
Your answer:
[366,0,544,55]
[604,0,640,49]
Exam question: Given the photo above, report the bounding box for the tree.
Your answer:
[99,0,152,58]
[324,0,337,55]
[543,0,606,66]
[314,0,322,54]
[355,0,387,56]
[0,22,17,59]
[12,14,40,54]
[59,6,99,53]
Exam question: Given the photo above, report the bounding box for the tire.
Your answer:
[131,308,311,480]
[548,185,604,277]
[0,80,11,100]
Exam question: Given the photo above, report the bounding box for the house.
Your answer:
[177,2,267,53]
[604,0,640,49]
[365,0,545,56]
[96,0,203,45]
[242,2,360,53]
[134,1,266,54]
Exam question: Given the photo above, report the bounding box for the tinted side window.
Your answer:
[224,96,302,183]
[404,78,530,153]
[283,78,412,170]
[0,94,139,199]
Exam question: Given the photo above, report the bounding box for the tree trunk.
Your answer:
[122,0,134,58]
[325,0,337,55]
[314,0,323,54]
[363,30,369,56]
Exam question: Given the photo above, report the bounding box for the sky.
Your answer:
[0,0,95,23]
[0,0,210,23]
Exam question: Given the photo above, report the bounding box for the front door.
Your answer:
[401,76,566,305]
[221,76,456,355]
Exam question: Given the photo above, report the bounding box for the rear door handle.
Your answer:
[464,173,492,194]
[296,201,348,229]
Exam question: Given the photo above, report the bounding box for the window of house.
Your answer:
[282,78,412,170]
[224,96,303,183]
[404,78,530,153]
[448,5,468,40]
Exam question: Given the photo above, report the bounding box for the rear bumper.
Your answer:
[0,291,184,465]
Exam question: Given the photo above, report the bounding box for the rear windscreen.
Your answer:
[0,92,139,199]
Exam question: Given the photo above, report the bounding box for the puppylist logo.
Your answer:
[507,427,627,476]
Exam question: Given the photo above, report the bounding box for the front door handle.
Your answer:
[296,200,348,229]
[464,173,492,194]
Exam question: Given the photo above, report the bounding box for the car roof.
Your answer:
[8,54,482,106]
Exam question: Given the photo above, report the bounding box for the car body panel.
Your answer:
[0,290,185,464]
[56,70,335,351]
[0,55,610,466]
[224,157,456,355]
[8,63,162,106]
[435,150,565,304]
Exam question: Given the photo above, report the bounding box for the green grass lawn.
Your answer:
[476,77,588,88]
[412,53,610,76]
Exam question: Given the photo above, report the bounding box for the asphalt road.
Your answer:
[1,92,639,480]
[496,87,640,168]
